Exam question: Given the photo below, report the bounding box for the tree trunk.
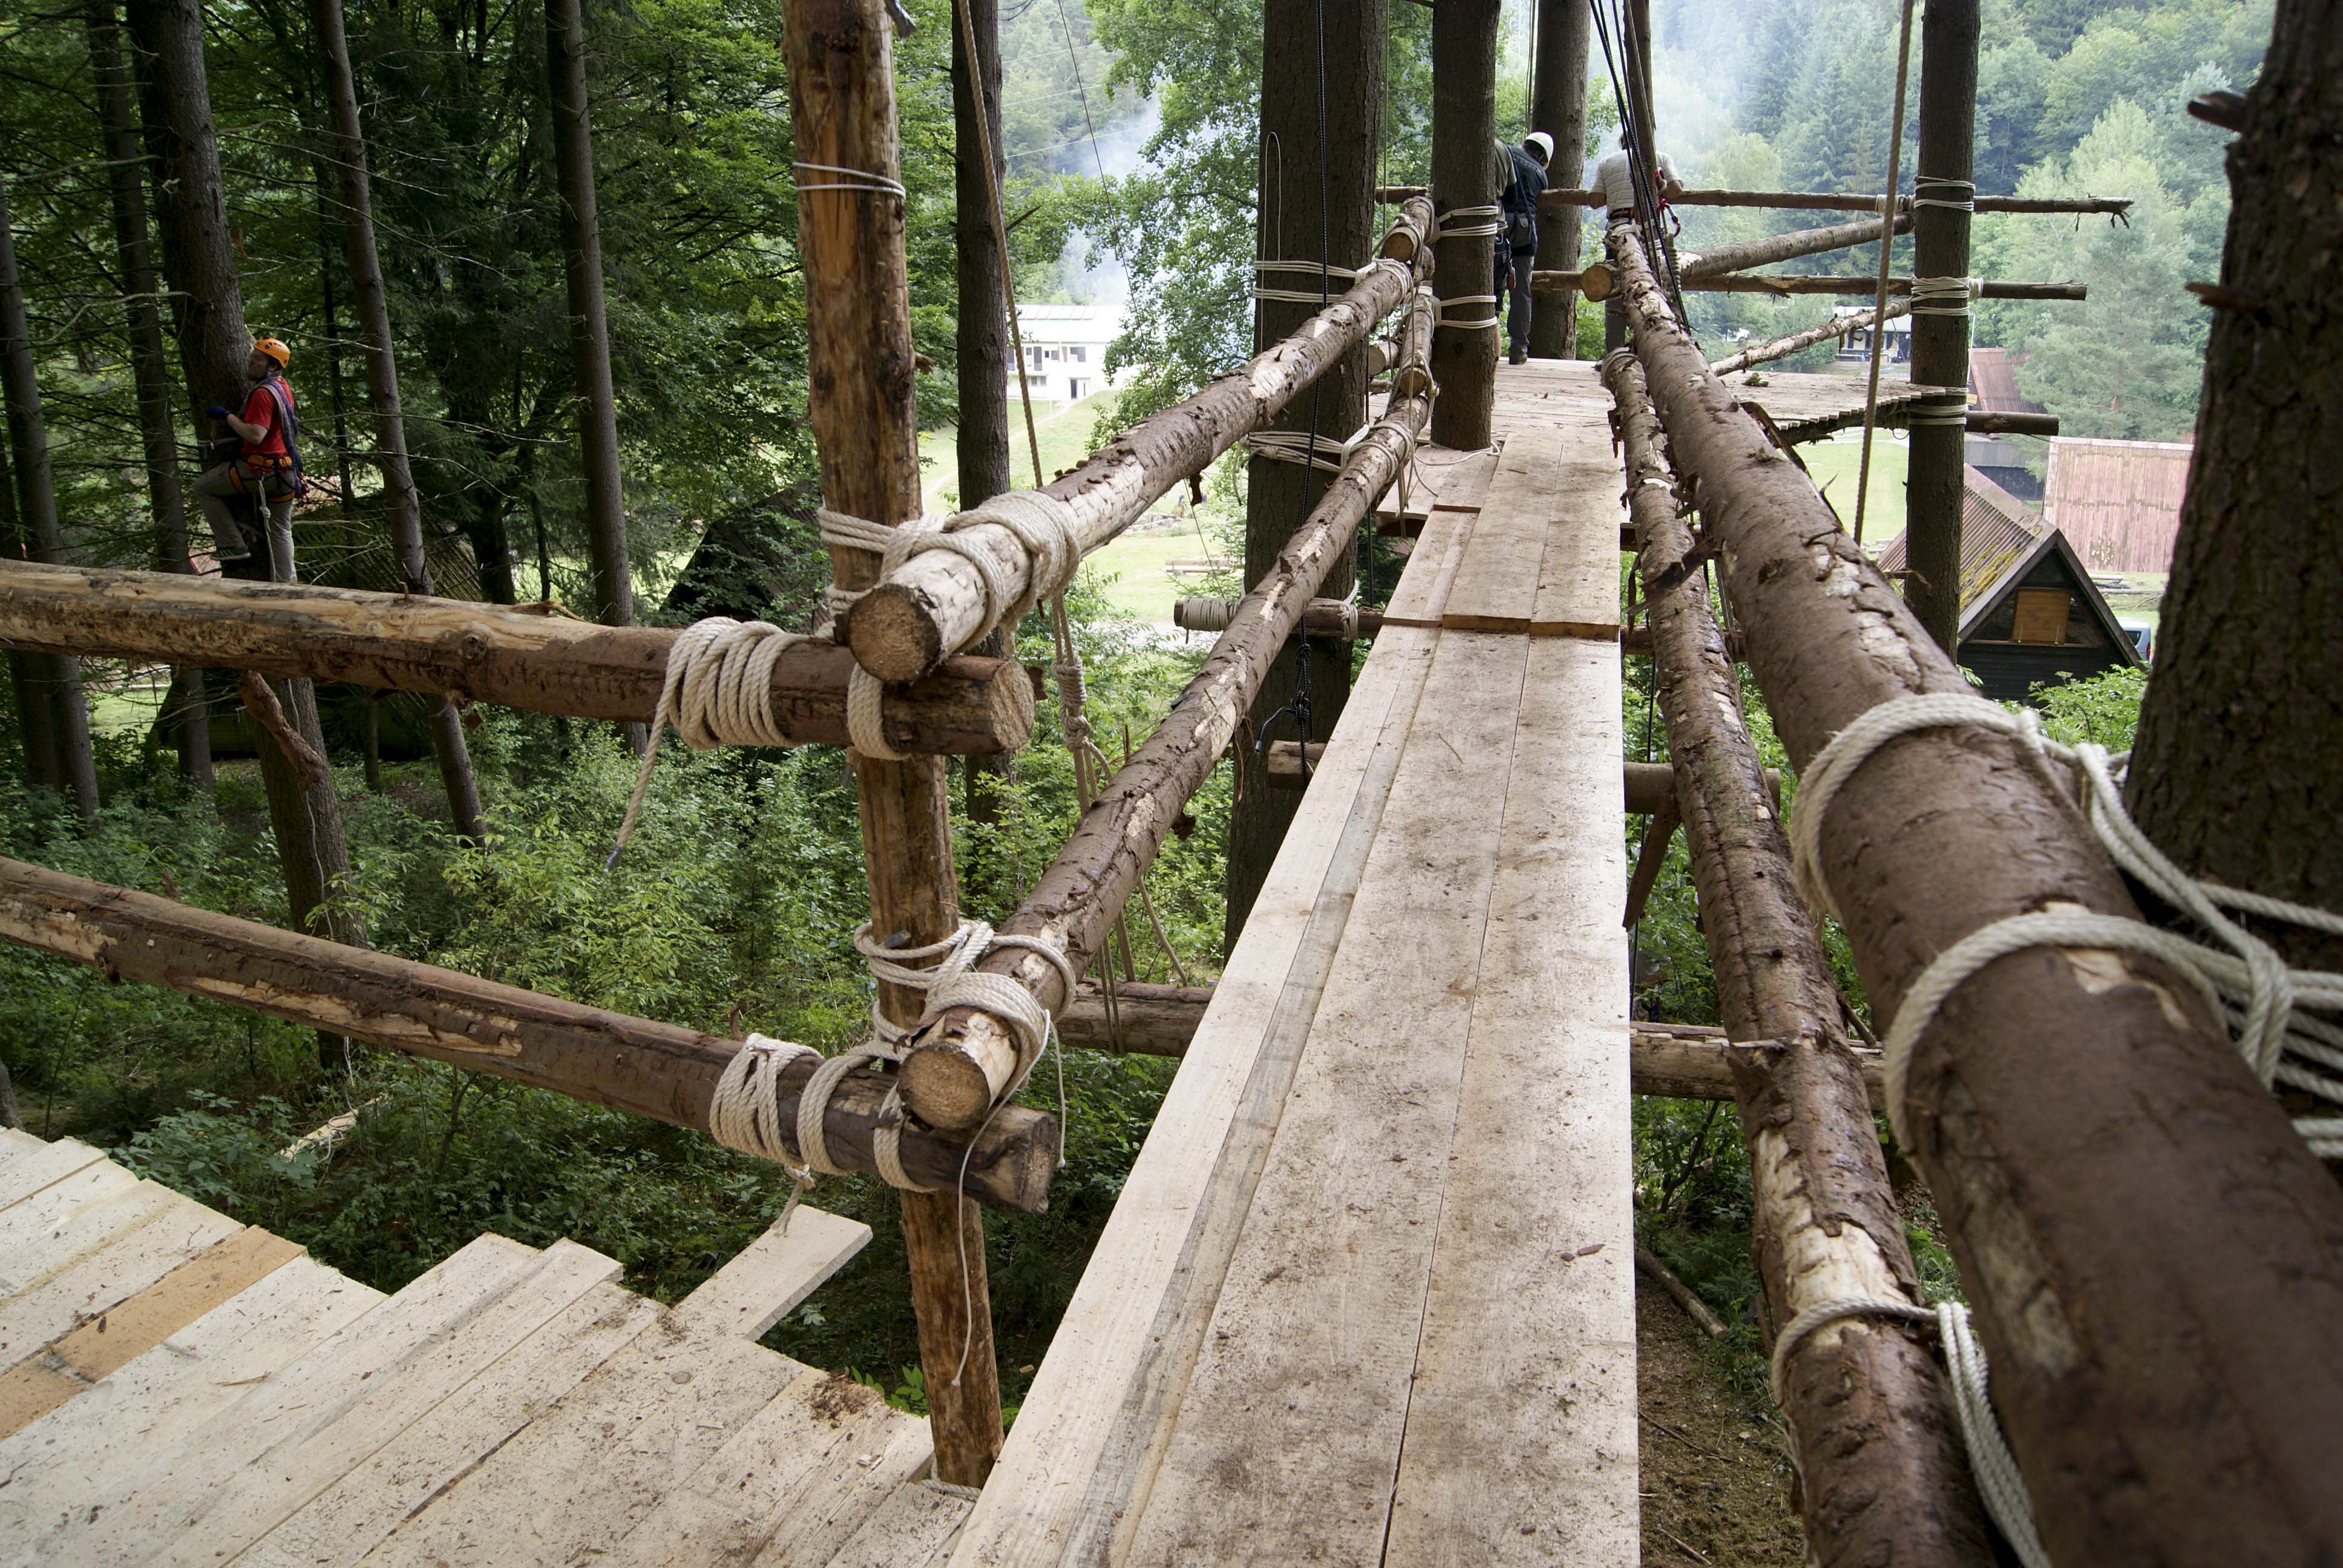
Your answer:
[313,0,484,842]
[0,439,63,794]
[543,0,639,751]
[1428,0,1498,449]
[2127,0,2343,977]
[0,171,102,822]
[952,0,1011,829]
[86,0,211,789]
[1527,0,1589,359]
[311,189,358,507]
[126,0,365,990]
[1225,0,1385,949]
[1904,0,1978,658]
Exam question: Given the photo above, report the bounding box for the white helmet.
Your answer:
[1524,130,1556,165]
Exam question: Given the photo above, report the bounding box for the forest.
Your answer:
[0,0,2272,1502]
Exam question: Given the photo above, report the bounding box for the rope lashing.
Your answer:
[1910,275,1985,318]
[1253,258,1362,306]
[792,160,906,199]
[1435,294,1501,333]
[1432,201,1502,240]
[859,918,1083,1117]
[1901,399,1973,427]
[1912,175,1978,212]
[1245,420,1371,472]
[1786,691,2343,1155]
[1772,1295,2051,1568]
[707,1033,936,1225]
[844,491,1083,659]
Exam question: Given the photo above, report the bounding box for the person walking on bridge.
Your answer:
[192,336,304,580]
[1499,131,1553,365]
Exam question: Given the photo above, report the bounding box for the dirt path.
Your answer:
[1635,1288,1806,1566]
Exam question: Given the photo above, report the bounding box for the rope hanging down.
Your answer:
[1786,691,2343,1157]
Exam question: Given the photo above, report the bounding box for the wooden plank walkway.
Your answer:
[0,1127,968,1566]
[953,359,1636,1567]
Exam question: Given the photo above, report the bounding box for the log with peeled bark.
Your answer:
[1614,227,2343,1562]
[1959,411,2059,436]
[896,287,1441,1131]
[0,855,1055,1213]
[1607,347,1992,1567]
[1536,270,2084,300]
[1678,214,1912,281]
[1706,301,1912,377]
[1534,186,2132,216]
[1174,596,1379,640]
[841,197,1433,684]
[0,561,1032,756]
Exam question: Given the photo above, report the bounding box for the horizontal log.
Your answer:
[1535,270,2086,301]
[1173,596,1380,641]
[0,561,1034,756]
[1054,984,1886,1106]
[1679,214,1911,281]
[1707,301,1912,377]
[844,197,1435,683]
[1961,410,2059,436]
[0,855,1055,1212]
[896,286,1442,1130]
[1539,186,2134,216]
[1624,621,1744,660]
[1263,745,1777,811]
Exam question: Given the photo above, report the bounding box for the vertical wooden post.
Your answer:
[952,0,1012,831]
[1527,0,1589,359]
[1429,0,1498,450]
[1905,0,1977,658]
[1225,0,1386,947]
[781,0,1003,1485]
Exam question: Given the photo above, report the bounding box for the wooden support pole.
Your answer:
[0,562,1033,755]
[1537,270,2083,300]
[1607,348,1993,1567]
[897,289,1440,1132]
[1614,227,2343,1563]
[1537,186,2132,216]
[1905,0,1981,658]
[1526,0,1590,358]
[781,0,1001,1485]
[842,200,1431,683]
[1959,410,2057,436]
[0,855,1055,1211]
[1679,214,1913,281]
[1173,596,1378,641]
[1427,0,1499,449]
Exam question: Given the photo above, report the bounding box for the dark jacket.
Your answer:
[1500,144,1547,254]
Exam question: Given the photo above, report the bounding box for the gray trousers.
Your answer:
[1506,246,1535,360]
[193,460,296,582]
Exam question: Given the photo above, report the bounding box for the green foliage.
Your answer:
[2025,664,2149,750]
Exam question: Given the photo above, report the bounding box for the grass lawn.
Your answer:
[1799,431,1910,548]
[1081,521,1233,624]
[920,393,1118,511]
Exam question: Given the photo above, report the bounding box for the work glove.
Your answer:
[206,405,229,420]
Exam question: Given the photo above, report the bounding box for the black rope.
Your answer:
[1587,0,1686,321]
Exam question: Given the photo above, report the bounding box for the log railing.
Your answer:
[0,856,1055,1212]
[1538,270,2085,300]
[0,562,1033,756]
[1376,185,2132,217]
[1678,214,1910,280]
[1613,226,2343,1564]
[841,198,1435,684]
[894,283,1442,1131]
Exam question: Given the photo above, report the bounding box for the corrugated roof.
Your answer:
[1967,347,2042,415]
[2042,437,2191,575]
[1878,466,2047,610]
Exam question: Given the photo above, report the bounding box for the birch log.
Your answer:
[1536,271,2084,299]
[842,198,1433,682]
[0,856,1055,1211]
[1677,214,1912,280]
[1706,302,1912,376]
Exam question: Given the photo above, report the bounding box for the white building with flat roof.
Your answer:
[1010,303,1127,402]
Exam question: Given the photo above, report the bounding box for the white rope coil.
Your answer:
[707,1031,936,1215]
[1913,175,1978,212]
[1772,1295,2051,1568]
[859,490,1083,658]
[793,160,906,199]
[1253,258,1363,305]
[1433,201,1502,240]
[1786,691,2343,1155]
[1435,293,1500,332]
[1902,397,1972,428]
[1911,274,1984,318]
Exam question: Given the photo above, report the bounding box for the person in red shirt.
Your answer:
[192,337,301,578]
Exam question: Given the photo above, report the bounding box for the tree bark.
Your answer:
[544,0,638,751]
[2127,0,2343,977]
[1614,227,2343,1565]
[1608,348,1991,1568]
[1225,0,1385,950]
[313,0,484,841]
[0,438,62,794]
[952,0,1011,829]
[0,855,1056,1212]
[899,287,1437,1132]
[1527,0,1589,358]
[1538,270,2081,299]
[783,0,1002,1486]
[1905,0,1979,658]
[1427,0,1498,449]
[0,561,1035,754]
[842,201,1431,682]
[0,171,102,822]
[86,0,211,789]
[127,0,362,979]
[1538,187,2132,217]
[1706,300,1911,377]
[1680,215,1912,280]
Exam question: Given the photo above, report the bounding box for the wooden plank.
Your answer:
[0,1181,189,1321]
[823,1481,972,1568]
[1528,449,1628,640]
[32,1233,540,1564]
[0,1160,140,1289]
[755,1411,938,1566]
[0,1199,240,1379]
[1124,629,1533,1567]
[0,1258,379,1555]
[1424,446,1499,512]
[1379,509,1474,630]
[1382,635,1640,1564]
[128,1238,621,1566]
[1441,430,1561,630]
[948,625,1446,1568]
[237,1280,664,1568]
[671,1204,871,1341]
[0,1136,108,1212]
[0,1126,47,1169]
[355,1318,808,1564]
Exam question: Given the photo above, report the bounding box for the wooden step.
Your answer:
[824,1481,972,1568]
[0,1135,106,1210]
[671,1204,871,1341]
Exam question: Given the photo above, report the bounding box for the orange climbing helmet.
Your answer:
[252,336,292,368]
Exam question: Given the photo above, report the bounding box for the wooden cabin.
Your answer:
[1878,468,2142,702]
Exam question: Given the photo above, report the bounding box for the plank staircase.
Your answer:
[0,1126,965,1566]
